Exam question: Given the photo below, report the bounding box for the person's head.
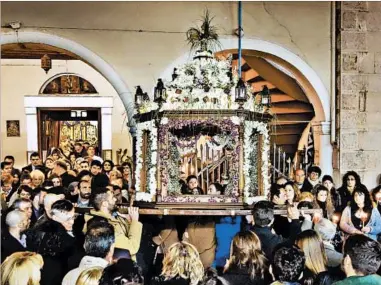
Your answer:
[276,176,288,186]
[342,234,381,277]
[30,170,45,188]
[284,181,300,204]
[109,170,122,181]
[5,209,30,232]
[30,152,40,166]
[79,180,92,200]
[44,193,64,218]
[227,231,268,279]
[4,155,15,167]
[49,174,62,187]
[372,185,381,205]
[322,175,334,191]
[87,145,96,156]
[161,242,204,285]
[76,267,104,285]
[20,173,32,187]
[121,162,132,177]
[252,200,274,227]
[1,252,44,285]
[342,171,361,189]
[1,161,13,174]
[102,160,114,173]
[12,198,33,219]
[295,169,306,185]
[314,218,337,242]
[299,191,314,203]
[295,230,327,275]
[99,259,144,285]
[53,160,67,175]
[79,160,90,172]
[91,160,102,176]
[74,142,83,152]
[208,183,222,195]
[351,185,372,213]
[93,188,117,213]
[272,245,305,282]
[44,156,55,170]
[78,170,92,182]
[315,185,330,203]
[51,199,75,231]
[84,220,115,261]
[269,183,286,205]
[69,152,77,163]
[308,165,322,181]
[51,149,62,161]
[17,185,33,200]
[11,169,21,185]
[1,173,13,192]
[186,175,198,191]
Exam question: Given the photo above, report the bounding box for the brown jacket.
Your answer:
[84,210,142,260]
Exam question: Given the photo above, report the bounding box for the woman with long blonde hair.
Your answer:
[75,266,103,285]
[295,230,327,284]
[1,251,44,285]
[222,231,270,285]
[152,242,204,285]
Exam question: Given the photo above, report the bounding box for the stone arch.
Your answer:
[39,72,98,94]
[1,31,136,134]
[160,38,332,175]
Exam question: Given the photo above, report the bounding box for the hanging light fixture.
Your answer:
[135,85,144,106]
[41,54,52,74]
[260,85,271,108]
[154,78,166,104]
[234,1,247,109]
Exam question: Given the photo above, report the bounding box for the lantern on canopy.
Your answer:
[235,78,247,103]
[135,86,144,105]
[260,85,271,108]
[154,78,166,104]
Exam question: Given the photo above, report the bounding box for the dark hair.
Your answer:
[350,185,373,216]
[371,185,381,204]
[20,173,31,182]
[308,165,322,177]
[80,160,89,166]
[79,179,91,189]
[341,171,361,189]
[252,200,274,227]
[77,170,91,181]
[1,161,12,169]
[17,185,33,195]
[202,268,224,285]
[4,155,15,162]
[297,201,314,209]
[99,259,144,285]
[344,234,381,275]
[269,183,283,201]
[121,162,131,169]
[74,142,82,147]
[92,187,110,211]
[186,175,198,183]
[42,180,54,188]
[91,160,102,168]
[103,160,115,170]
[48,173,60,180]
[313,271,340,285]
[30,152,40,159]
[51,199,74,212]
[84,221,115,258]
[322,175,334,184]
[272,245,305,282]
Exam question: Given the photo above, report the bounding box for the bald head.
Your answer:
[44,194,63,217]
[6,210,27,228]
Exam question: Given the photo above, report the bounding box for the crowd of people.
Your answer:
[1,143,381,285]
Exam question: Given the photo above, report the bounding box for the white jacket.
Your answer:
[61,255,109,285]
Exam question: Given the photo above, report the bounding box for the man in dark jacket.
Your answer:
[1,209,30,262]
[22,152,45,173]
[53,160,76,188]
[90,160,109,191]
[250,200,308,262]
[27,199,79,285]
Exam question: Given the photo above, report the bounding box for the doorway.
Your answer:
[38,108,101,160]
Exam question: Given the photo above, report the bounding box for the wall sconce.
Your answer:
[41,54,52,74]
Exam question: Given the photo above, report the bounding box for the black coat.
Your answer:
[1,230,27,263]
[150,276,191,285]
[21,164,46,174]
[300,180,313,193]
[222,265,272,285]
[26,219,78,285]
[251,220,301,262]
[60,172,77,188]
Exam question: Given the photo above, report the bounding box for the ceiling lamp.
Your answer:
[41,54,52,74]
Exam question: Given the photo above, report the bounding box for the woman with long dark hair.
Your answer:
[336,171,362,212]
[340,185,381,241]
[102,160,114,177]
[313,185,335,219]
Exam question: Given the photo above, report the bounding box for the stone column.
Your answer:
[312,121,333,177]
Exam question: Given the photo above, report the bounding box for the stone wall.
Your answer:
[338,1,381,188]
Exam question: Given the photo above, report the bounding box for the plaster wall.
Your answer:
[0,59,132,169]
